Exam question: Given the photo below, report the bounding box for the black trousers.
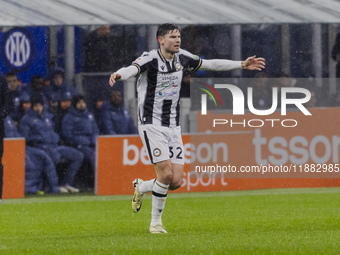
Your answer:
[0,120,4,199]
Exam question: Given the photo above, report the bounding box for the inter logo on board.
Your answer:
[1,27,34,72]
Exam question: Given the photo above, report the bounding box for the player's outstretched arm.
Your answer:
[109,65,139,87]
[199,56,265,72]
[241,55,265,71]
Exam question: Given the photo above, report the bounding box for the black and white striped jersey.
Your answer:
[132,48,202,128]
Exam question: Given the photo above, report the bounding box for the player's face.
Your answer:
[159,29,181,54]
[33,103,43,115]
[97,25,110,37]
[76,100,87,111]
[53,74,63,86]
[110,91,123,106]
[61,100,71,109]
[32,78,45,91]
[22,102,31,111]
[6,76,20,91]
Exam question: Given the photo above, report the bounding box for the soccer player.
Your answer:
[109,23,265,233]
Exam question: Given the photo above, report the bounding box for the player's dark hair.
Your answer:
[156,23,180,39]
[30,95,44,107]
[53,70,64,78]
[31,75,43,83]
[5,71,17,78]
[72,95,86,108]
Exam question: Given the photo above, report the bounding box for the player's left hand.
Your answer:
[241,55,265,71]
[109,72,122,87]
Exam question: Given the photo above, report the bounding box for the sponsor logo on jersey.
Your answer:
[158,91,178,96]
[160,75,178,81]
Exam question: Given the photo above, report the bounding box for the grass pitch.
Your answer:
[0,188,340,255]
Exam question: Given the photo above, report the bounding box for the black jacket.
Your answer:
[0,76,10,120]
[332,33,340,62]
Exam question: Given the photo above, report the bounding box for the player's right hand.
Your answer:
[109,73,121,87]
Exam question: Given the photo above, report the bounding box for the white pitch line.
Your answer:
[2,187,340,205]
